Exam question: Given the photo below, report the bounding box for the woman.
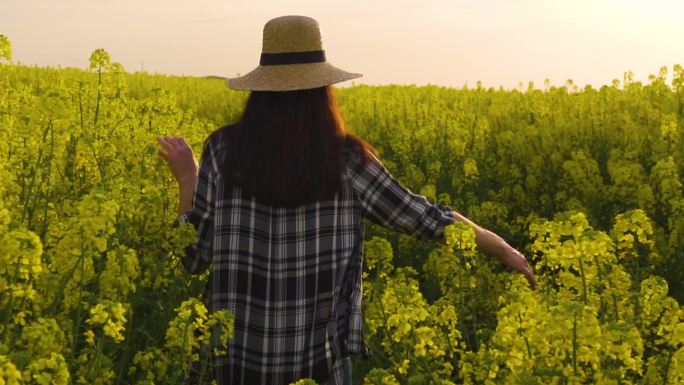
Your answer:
[157,15,536,385]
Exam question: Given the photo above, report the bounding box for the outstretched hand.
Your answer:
[451,212,538,291]
[156,136,198,184]
[498,245,537,290]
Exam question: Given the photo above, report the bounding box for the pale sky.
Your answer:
[2,0,683,89]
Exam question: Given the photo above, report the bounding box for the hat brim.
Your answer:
[226,62,362,91]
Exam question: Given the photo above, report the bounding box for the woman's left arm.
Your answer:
[157,136,214,274]
[177,176,198,215]
[157,136,199,208]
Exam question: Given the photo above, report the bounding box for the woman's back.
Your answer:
[181,128,455,385]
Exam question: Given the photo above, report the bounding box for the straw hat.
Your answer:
[226,15,362,91]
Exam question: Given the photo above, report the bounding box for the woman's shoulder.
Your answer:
[202,123,241,162]
[206,123,238,148]
[341,135,377,168]
[199,123,239,176]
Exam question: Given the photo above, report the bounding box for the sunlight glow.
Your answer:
[1,0,682,89]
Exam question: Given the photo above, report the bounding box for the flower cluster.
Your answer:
[86,300,128,342]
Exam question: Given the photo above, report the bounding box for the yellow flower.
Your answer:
[85,330,95,345]
[86,301,127,343]
[0,356,23,385]
[24,352,70,385]
[397,359,410,375]
[103,320,124,342]
[13,311,27,326]
[289,379,318,385]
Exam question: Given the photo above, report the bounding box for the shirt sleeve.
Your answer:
[346,150,456,240]
[176,137,217,274]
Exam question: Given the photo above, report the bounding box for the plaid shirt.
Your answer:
[178,130,455,385]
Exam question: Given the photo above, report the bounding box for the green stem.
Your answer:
[39,122,54,241]
[20,121,51,225]
[634,250,641,328]
[83,336,103,379]
[593,255,605,323]
[78,81,84,131]
[197,343,210,385]
[94,67,102,129]
[578,258,588,305]
[572,313,578,379]
[661,349,672,385]
[116,307,134,385]
[71,229,87,360]
[517,311,532,359]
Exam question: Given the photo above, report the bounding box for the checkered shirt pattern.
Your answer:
[177,130,456,385]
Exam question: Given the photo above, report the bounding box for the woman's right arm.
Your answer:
[450,211,537,290]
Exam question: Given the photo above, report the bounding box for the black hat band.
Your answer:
[260,50,326,66]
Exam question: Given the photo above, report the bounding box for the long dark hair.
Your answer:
[213,85,376,207]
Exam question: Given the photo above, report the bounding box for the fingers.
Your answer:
[526,270,538,290]
[169,136,183,148]
[157,148,169,161]
[157,135,186,147]
[157,136,191,160]
[524,264,537,290]
[156,137,170,156]
[157,136,193,156]
[521,258,537,290]
[157,136,172,146]
[156,137,172,161]
[515,250,537,290]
